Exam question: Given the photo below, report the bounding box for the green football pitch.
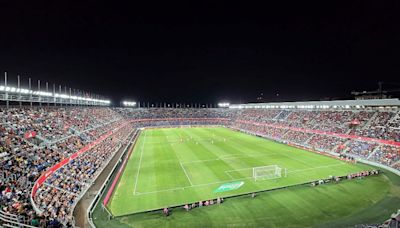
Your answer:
[107,127,376,216]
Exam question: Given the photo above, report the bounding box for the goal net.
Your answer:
[253,165,285,181]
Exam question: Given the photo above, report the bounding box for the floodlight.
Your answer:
[122,101,136,107]
[218,102,230,107]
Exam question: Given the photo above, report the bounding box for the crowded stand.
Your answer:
[284,110,319,128]
[306,134,347,152]
[1,107,127,227]
[1,104,400,227]
[342,140,379,159]
[369,145,400,167]
[310,111,355,133]
[229,108,400,169]
[115,108,237,119]
[33,124,133,225]
[370,111,396,128]
[235,109,280,123]
[388,113,400,128]
[282,130,312,145]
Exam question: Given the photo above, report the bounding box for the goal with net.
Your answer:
[253,165,286,181]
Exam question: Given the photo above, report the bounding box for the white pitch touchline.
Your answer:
[135,163,349,196]
[133,131,147,195]
[180,162,194,186]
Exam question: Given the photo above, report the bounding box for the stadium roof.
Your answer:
[230,98,400,109]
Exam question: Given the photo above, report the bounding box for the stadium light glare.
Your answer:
[0,85,110,105]
[122,101,136,107]
[218,102,230,107]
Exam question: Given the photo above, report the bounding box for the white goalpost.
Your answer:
[253,165,286,181]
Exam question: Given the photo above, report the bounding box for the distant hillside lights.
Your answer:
[123,101,137,107]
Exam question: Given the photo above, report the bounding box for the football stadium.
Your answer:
[1,88,400,227]
[2,2,400,228]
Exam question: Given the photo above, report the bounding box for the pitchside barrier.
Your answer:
[98,170,381,219]
[72,128,134,226]
[356,159,400,176]
[86,130,140,228]
[102,131,140,206]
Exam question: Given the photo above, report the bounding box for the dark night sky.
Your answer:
[1,1,400,105]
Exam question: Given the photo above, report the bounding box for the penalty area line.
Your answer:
[181,153,279,165]
[224,171,235,179]
[180,162,194,186]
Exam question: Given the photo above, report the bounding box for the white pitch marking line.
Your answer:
[224,171,235,179]
[181,153,279,165]
[280,151,313,166]
[219,154,243,158]
[134,177,254,196]
[180,162,194,186]
[135,186,188,196]
[287,163,346,174]
[133,131,147,195]
[134,163,349,196]
[225,167,255,173]
[223,163,345,175]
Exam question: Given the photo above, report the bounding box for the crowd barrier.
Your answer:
[86,130,138,228]
[102,131,139,206]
